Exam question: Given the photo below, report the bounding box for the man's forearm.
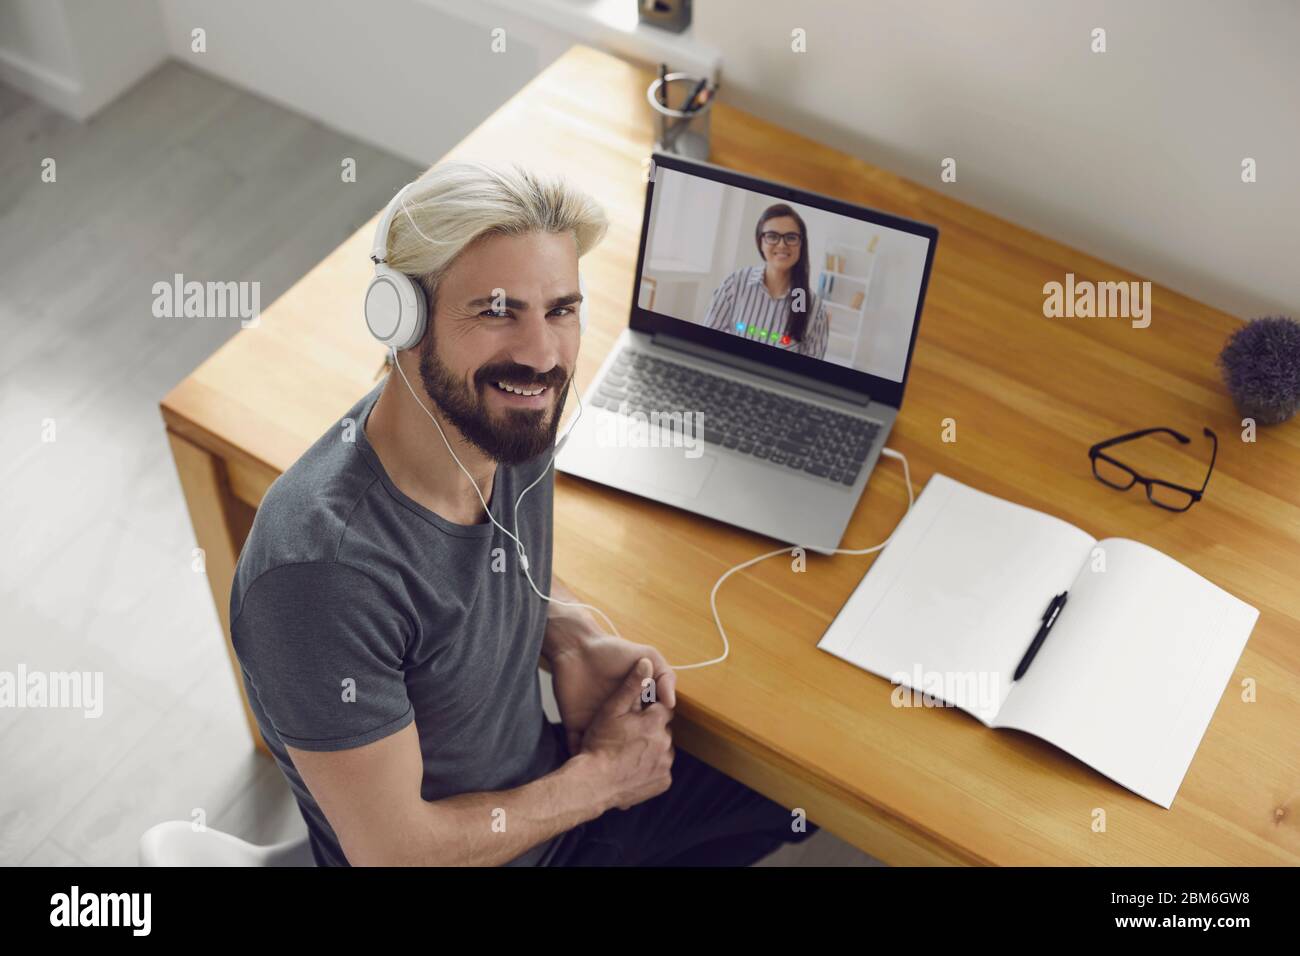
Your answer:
[401,753,608,866]
[541,575,602,665]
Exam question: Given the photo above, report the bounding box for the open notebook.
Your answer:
[818,473,1258,808]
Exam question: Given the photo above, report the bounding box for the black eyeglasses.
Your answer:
[1088,426,1218,512]
[760,231,802,246]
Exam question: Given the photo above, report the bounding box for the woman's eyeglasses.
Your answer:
[1088,426,1218,512]
[760,231,802,247]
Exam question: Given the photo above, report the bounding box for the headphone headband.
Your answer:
[371,181,421,264]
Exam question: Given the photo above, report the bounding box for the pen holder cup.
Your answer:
[647,73,713,161]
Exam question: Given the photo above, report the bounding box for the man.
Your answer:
[229,160,817,865]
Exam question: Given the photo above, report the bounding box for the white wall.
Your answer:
[0,0,167,119]
[155,0,557,168]
[0,0,78,112]
[63,0,169,117]
[692,0,1299,320]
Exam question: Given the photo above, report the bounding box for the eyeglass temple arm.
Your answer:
[1089,426,1189,454]
[1196,427,1219,493]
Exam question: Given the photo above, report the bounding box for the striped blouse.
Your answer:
[703,265,830,361]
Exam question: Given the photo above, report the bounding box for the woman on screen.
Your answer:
[704,204,829,361]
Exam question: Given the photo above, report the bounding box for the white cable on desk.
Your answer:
[678,445,914,671]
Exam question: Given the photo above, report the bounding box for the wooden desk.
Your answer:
[161,45,1299,866]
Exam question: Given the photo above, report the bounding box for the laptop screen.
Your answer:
[630,154,938,407]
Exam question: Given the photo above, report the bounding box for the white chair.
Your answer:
[139,821,315,866]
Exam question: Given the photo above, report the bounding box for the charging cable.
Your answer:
[681,445,913,670]
[388,346,913,671]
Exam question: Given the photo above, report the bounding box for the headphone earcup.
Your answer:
[365,264,427,351]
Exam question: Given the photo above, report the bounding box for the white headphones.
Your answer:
[364,180,588,351]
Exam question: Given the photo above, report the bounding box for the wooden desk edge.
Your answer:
[162,407,272,759]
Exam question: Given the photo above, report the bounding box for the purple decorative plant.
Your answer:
[1217,316,1300,425]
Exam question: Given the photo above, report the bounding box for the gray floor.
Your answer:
[0,60,877,867]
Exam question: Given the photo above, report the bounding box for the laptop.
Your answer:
[555,152,939,553]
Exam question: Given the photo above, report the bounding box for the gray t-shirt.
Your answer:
[229,379,566,866]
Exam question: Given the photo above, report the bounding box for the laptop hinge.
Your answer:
[650,332,871,407]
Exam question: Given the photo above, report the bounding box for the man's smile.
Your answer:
[487,378,553,409]
[493,380,547,396]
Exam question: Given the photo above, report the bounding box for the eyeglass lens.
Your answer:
[1092,457,1135,489]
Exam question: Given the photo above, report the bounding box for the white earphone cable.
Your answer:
[389,340,912,672]
[388,346,626,640]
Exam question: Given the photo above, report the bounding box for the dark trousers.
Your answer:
[543,725,818,866]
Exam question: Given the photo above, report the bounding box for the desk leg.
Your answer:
[165,429,268,758]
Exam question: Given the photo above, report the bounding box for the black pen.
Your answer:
[1013,591,1067,681]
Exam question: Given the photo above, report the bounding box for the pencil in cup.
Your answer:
[647,72,716,161]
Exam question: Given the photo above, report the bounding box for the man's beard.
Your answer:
[416,328,570,466]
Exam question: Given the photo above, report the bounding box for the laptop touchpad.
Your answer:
[609,446,717,500]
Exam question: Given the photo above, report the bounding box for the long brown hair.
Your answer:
[754,204,811,342]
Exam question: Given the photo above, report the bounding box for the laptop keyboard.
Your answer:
[587,348,881,487]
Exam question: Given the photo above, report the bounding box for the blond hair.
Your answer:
[383,160,608,312]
